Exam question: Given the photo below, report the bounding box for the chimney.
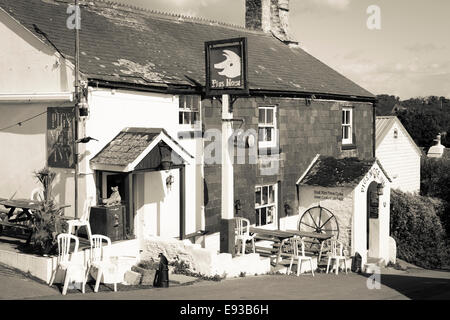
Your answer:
[245,0,298,46]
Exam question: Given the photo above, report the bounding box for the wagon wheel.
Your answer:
[298,206,339,240]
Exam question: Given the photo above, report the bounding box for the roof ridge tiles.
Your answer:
[89,0,248,31]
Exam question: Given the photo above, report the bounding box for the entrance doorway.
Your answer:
[366,181,379,254]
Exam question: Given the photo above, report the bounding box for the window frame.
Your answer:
[255,183,278,228]
[258,105,278,149]
[341,107,353,145]
[178,95,201,130]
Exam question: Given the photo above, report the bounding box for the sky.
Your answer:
[114,0,449,100]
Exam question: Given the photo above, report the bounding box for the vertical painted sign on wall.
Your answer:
[47,107,75,169]
[205,37,248,96]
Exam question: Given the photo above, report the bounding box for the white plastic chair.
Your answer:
[286,236,315,277]
[324,239,349,275]
[67,197,93,244]
[49,234,86,295]
[234,217,256,255]
[85,235,119,293]
[30,188,44,202]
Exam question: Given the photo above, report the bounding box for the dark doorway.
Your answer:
[106,173,127,200]
[366,181,379,250]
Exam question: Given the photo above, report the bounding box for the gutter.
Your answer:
[87,79,377,104]
[0,92,74,103]
[88,79,199,95]
[250,89,377,103]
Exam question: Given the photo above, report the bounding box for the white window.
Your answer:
[255,184,277,228]
[342,107,353,145]
[179,95,200,129]
[258,106,277,148]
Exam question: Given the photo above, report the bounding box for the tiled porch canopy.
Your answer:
[90,128,193,172]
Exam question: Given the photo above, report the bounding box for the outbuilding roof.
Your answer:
[297,155,391,188]
[0,0,374,99]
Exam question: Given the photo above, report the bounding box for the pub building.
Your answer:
[0,0,391,268]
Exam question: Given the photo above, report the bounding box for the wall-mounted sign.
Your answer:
[205,37,248,96]
[313,189,344,201]
[47,107,75,169]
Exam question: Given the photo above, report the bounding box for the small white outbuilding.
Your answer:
[291,155,392,267]
[376,116,422,193]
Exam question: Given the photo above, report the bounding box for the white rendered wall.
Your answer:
[0,12,76,211]
[376,123,420,193]
[134,169,180,243]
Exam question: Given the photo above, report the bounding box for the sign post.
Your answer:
[221,94,234,220]
[205,38,248,253]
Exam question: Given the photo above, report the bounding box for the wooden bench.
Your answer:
[184,230,208,244]
[0,220,33,244]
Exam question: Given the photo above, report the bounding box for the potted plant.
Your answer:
[26,167,68,255]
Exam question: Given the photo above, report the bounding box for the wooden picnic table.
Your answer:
[249,227,334,266]
[0,198,70,244]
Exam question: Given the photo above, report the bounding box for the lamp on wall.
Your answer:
[166,173,175,191]
[377,183,384,196]
[284,202,292,216]
[160,144,173,171]
[234,199,242,214]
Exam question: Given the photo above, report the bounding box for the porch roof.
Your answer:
[296,155,391,188]
[90,128,193,172]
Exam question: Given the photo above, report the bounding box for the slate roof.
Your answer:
[90,127,191,167]
[297,156,389,188]
[375,116,422,156]
[0,0,374,99]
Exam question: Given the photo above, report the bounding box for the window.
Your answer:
[258,106,277,148]
[255,184,277,227]
[179,95,200,128]
[341,107,353,145]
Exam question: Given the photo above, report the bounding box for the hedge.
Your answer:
[390,189,449,269]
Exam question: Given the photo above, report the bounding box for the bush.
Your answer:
[390,189,449,269]
[420,157,450,237]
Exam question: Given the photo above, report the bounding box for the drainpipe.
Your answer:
[372,100,377,158]
[73,0,80,219]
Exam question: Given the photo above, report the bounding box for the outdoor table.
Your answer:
[0,198,42,244]
[0,198,70,244]
[249,227,334,266]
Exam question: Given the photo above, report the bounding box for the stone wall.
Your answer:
[202,96,373,234]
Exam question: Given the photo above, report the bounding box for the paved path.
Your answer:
[1,262,450,300]
[0,263,59,300]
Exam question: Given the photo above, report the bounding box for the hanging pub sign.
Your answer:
[205,37,248,96]
[47,107,75,169]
